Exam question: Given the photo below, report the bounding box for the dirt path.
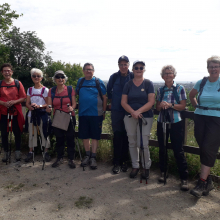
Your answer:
[0,155,220,220]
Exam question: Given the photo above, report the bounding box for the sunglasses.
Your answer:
[55,75,65,79]
[134,67,144,70]
[32,75,41,78]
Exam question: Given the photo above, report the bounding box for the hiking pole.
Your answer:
[32,108,35,166]
[138,117,147,184]
[42,105,51,170]
[67,104,82,162]
[162,109,168,185]
[9,107,14,164]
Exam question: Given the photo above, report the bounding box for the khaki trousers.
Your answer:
[124,116,153,169]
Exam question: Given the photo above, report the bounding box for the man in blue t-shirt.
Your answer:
[76,63,107,169]
[107,55,134,174]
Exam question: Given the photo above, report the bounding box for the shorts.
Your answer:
[78,116,103,140]
[194,114,220,167]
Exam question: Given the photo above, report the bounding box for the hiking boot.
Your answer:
[25,152,33,163]
[52,158,63,168]
[121,163,128,172]
[15,151,21,161]
[45,152,51,162]
[180,180,189,191]
[141,169,150,179]
[81,156,90,167]
[90,157,97,169]
[190,179,206,198]
[203,175,214,196]
[130,168,139,178]
[68,159,76,169]
[2,151,9,162]
[112,164,121,174]
[158,172,169,183]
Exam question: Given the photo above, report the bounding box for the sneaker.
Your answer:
[25,152,33,163]
[90,157,97,169]
[15,150,21,161]
[52,158,63,168]
[190,179,206,198]
[45,152,51,162]
[180,180,189,191]
[141,169,150,179]
[112,164,120,174]
[68,159,76,169]
[2,151,9,162]
[81,156,90,167]
[130,168,139,178]
[121,163,128,172]
[158,172,169,183]
[203,175,214,196]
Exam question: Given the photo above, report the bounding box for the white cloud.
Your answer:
[5,0,220,81]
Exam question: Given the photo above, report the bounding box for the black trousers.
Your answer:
[111,110,129,165]
[0,115,21,152]
[194,114,220,167]
[157,121,188,180]
[53,117,75,160]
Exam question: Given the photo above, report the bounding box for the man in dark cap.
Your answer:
[107,55,134,174]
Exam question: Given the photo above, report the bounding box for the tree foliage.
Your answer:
[45,61,84,88]
[0,3,22,39]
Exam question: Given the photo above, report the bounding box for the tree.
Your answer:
[0,3,22,40]
[2,26,52,90]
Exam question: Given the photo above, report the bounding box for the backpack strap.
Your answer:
[51,86,57,105]
[77,77,103,102]
[67,86,72,105]
[197,77,209,106]
[159,84,180,104]
[29,87,33,96]
[0,79,20,92]
[95,77,104,102]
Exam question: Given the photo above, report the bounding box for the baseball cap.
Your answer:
[133,60,145,67]
[118,55,129,63]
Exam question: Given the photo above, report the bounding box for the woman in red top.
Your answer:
[46,70,76,169]
[0,63,26,162]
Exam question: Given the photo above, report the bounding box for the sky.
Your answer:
[4,0,220,82]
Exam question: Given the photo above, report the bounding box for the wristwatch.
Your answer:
[40,105,43,108]
[171,103,174,108]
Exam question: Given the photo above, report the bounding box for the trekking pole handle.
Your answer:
[128,115,147,125]
[67,103,74,113]
[48,105,52,116]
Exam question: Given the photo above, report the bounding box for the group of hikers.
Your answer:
[0,54,220,199]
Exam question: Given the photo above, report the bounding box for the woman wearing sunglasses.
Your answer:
[25,68,51,163]
[46,70,76,169]
[156,65,188,191]
[121,60,155,179]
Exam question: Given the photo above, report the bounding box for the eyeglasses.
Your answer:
[3,70,12,73]
[134,67,144,70]
[163,72,174,76]
[85,69,94,72]
[32,75,41,78]
[55,75,65,79]
[208,66,220,69]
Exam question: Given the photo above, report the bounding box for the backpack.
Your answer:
[77,77,103,101]
[51,86,72,109]
[0,79,20,92]
[159,84,180,104]
[29,86,46,101]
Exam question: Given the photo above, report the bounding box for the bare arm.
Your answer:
[189,88,198,108]
[121,94,135,114]
[46,97,52,113]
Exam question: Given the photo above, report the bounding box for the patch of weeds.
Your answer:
[75,196,93,209]
[143,206,148,210]
[33,184,37,187]
[5,183,24,191]
[57,203,63,211]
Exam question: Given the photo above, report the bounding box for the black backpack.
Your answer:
[77,77,103,101]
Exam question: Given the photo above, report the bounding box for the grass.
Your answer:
[75,196,93,209]
[5,183,25,191]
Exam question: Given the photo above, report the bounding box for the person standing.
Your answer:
[107,55,134,174]
[156,65,189,191]
[189,55,220,197]
[121,60,155,179]
[76,63,107,169]
[0,63,26,162]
